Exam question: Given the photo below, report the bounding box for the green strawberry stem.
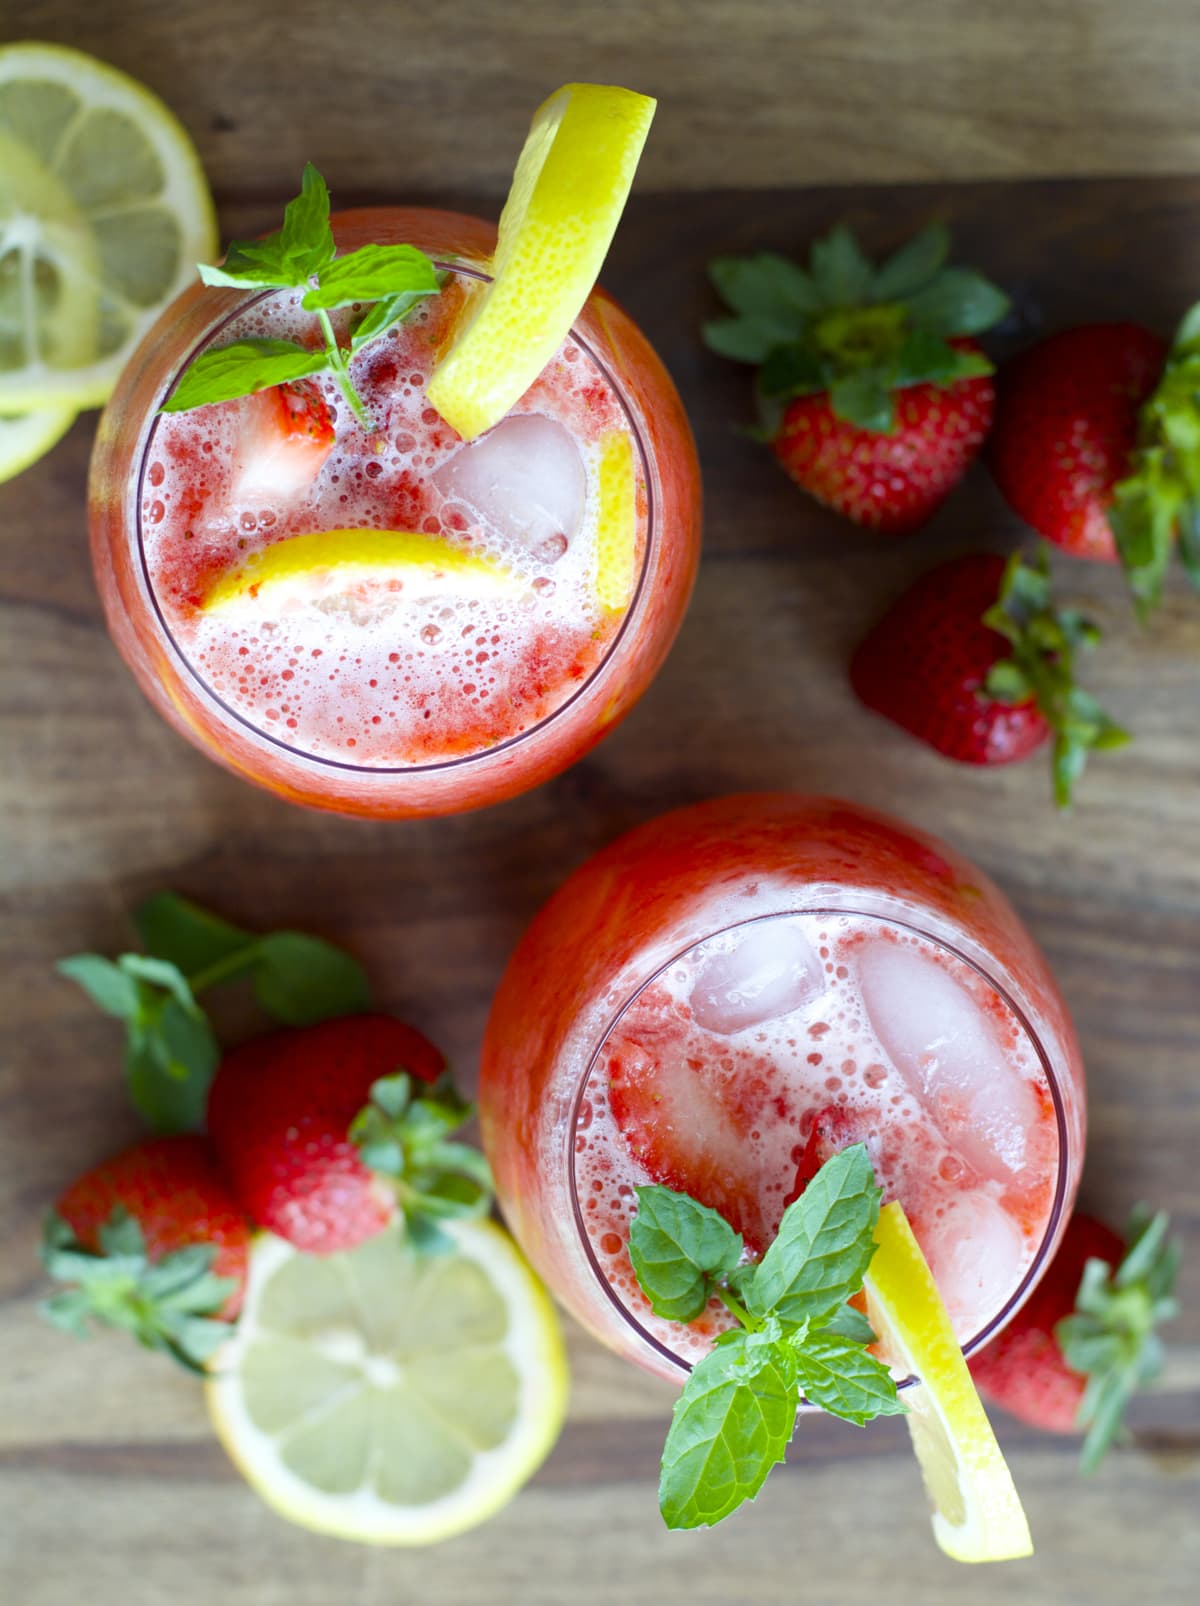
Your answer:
[41,1208,236,1374]
[1110,302,1200,615]
[704,221,1009,434]
[349,1071,494,1256]
[1055,1206,1180,1474]
[982,547,1129,808]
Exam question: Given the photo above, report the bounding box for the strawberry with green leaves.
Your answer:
[850,548,1128,806]
[704,222,1009,534]
[207,1014,491,1255]
[989,310,1200,613]
[42,1135,250,1372]
[969,1207,1180,1472]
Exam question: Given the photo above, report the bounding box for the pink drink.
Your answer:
[480,795,1086,1384]
[89,210,700,816]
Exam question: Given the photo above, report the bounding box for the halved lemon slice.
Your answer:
[206,1220,568,1545]
[0,42,217,413]
[426,83,655,441]
[592,430,638,613]
[864,1202,1033,1564]
[0,402,76,483]
[201,529,516,615]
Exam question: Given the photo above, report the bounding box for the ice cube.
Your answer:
[920,1192,1026,1339]
[689,920,824,1036]
[858,941,1035,1180]
[433,413,585,552]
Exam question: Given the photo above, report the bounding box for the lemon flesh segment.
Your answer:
[0,402,76,483]
[0,42,217,413]
[863,1201,1033,1565]
[592,430,638,613]
[427,83,655,441]
[206,1220,568,1545]
[200,528,518,615]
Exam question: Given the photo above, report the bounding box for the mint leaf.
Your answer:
[659,1326,798,1529]
[58,955,139,1020]
[198,243,293,291]
[279,162,335,280]
[252,931,371,1025]
[747,1144,881,1326]
[791,1330,905,1426]
[870,222,950,302]
[302,243,439,311]
[162,339,329,412]
[819,1303,877,1345]
[629,1185,743,1323]
[351,287,440,351]
[134,892,253,978]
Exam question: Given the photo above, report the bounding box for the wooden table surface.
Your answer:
[3,8,1200,1603]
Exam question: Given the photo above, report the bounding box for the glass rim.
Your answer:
[132,243,658,777]
[566,901,1073,1387]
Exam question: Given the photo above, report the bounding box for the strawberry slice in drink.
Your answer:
[784,1104,879,1209]
[235,379,335,501]
[606,993,782,1253]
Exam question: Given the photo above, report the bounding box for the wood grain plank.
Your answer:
[22,0,1200,192]
[2,176,1198,1600]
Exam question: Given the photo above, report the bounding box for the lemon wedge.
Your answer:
[206,1220,568,1545]
[200,529,516,615]
[427,83,655,441]
[0,402,76,483]
[592,430,638,612]
[0,42,217,413]
[864,1201,1033,1564]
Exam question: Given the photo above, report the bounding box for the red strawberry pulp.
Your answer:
[577,911,1059,1367]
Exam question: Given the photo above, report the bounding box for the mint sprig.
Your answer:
[164,163,440,428]
[59,892,371,1133]
[630,1146,905,1530]
[349,1072,494,1255]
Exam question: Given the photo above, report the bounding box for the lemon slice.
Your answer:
[0,42,217,413]
[201,529,517,615]
[592,429,639,613]
[0,401,76,483]
[863,1202,1033,1564]
[427,83,655,441]
[206,1220,568,1545]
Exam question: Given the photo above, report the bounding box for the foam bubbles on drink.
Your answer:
[141,282,647,765]
[574,911,1056,1364]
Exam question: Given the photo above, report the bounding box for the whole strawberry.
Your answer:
[704,222,1010,534]
[42,1134,250,1371]
[850,548,1128,805]
[991,310,1200,613]
[207,1013,490,1254]
[988,324,1166,564]
[969,1207,1180,1471]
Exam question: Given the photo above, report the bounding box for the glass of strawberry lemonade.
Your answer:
[480,794,1085,1383]
[88,91,699,817]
